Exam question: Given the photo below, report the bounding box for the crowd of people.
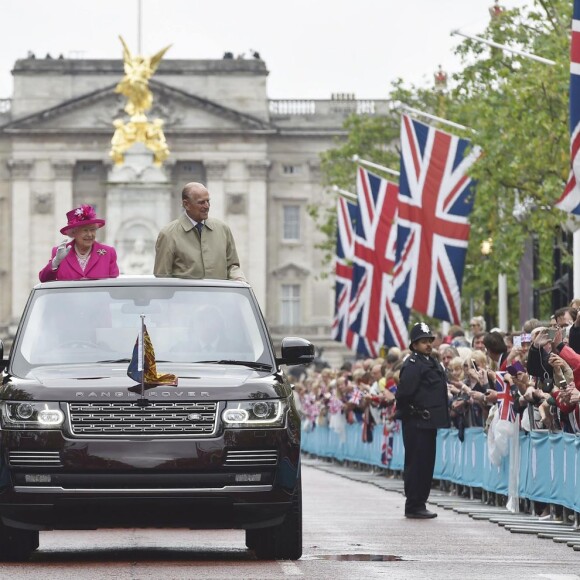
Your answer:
[292,307,580,450]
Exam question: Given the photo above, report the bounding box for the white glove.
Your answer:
[51,241,71,270]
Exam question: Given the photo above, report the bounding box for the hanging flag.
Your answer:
[127,324,178,386]
[556,1,580,215]
[348,167,409,355]
[392,115,481,324]
[331,196,359,349]
[495,372,515,422]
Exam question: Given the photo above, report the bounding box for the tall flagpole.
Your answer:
[137,0,143,53]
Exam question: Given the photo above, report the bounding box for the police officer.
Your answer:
[396,322,450,519]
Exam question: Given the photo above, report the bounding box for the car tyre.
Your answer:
[252,475,302,560]
[0,523,39,561]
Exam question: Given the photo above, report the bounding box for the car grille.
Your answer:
[67,402,218,437]
[225,450,278,466]
[9,451,62,467]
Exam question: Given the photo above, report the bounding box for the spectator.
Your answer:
[471,332,486,352]
[469,315,486,335]
[554,307,576,328]
[483,331,509,371]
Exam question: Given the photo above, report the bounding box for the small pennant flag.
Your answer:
[127,324,178,386]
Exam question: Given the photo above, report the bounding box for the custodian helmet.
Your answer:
[409,322,435,348]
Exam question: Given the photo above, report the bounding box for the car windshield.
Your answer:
[12,285,273,374]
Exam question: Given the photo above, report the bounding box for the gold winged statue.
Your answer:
[110,36,172,166]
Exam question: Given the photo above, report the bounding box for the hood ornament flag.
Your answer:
[127,316,178,390]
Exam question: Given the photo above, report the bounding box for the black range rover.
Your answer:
[0,277,313,561]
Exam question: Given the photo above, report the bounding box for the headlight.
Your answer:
[1,402,65,429]
[222,400,287,428]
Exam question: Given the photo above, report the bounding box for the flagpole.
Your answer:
[451,29,556,66]
[397,105,474,133]
[137,0,143,53]
[332,185,357,202]
[352,155,400,177]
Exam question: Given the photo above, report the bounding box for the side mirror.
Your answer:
[277,337,315,366]
[0,340,5,373]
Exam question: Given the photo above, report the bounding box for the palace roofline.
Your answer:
[12,58,269,76]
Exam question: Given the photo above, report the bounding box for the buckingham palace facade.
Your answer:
[0,56,389,363]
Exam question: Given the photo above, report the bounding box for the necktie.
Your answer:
[195,222,203,236]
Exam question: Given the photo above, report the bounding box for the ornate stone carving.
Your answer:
[227,193,246,215]
[33,192,53,214]
[7,159,33,179]
[205,161,228,180]
[271,262,310,279]
[247,160,270,179]
[51,160,74,180]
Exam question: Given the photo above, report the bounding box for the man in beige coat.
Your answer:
[153,182,246,281]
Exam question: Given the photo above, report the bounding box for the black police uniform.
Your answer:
[396,324,450,517]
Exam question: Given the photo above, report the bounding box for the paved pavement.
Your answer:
[0,458,577,579]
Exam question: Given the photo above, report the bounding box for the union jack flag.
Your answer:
[350,388,363,406]
[392,115,481,324]
[331,196,361,351]
[495,372,515,422]
[556,0,580,215]
[381,418,399,466]
[348,167,409,355]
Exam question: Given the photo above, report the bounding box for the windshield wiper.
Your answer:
[199,360,273,371]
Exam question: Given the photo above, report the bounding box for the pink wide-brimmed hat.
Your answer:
[60,205,105,235]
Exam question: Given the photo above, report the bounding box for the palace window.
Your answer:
[281,284,301,327]
[282,164,301,175]
[282,205,300,241]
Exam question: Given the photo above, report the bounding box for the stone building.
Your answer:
[0,56,389,363]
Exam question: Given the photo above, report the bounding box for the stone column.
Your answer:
[246,160,269,312]
[205,161,228,222]
[51,161,74,245]
[8,160,33,318]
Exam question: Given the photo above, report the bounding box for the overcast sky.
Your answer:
[1,0,531,100]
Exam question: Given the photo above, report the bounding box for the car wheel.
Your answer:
[0,524,39,561]
[253,475,302,560]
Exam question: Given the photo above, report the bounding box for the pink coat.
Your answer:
[39,241,119,282]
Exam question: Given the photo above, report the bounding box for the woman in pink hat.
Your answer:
[39,205,119,281]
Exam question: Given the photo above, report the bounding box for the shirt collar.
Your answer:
[185,212,204,228]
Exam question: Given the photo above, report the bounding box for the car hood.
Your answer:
[2,363,289,401]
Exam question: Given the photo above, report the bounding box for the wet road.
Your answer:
[1,458,579,579]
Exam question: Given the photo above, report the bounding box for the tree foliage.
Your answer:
[318,0,574,325]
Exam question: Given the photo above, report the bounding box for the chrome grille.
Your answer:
[68,402,218,437]
[225,450,278,466]
[9,451,62,467]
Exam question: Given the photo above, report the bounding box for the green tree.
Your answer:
[318,0,573,326]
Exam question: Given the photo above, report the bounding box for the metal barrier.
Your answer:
[301,424,580,512]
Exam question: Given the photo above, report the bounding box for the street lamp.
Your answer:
[480,238,493,330]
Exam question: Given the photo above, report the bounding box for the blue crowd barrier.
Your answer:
[301,422,580,511]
